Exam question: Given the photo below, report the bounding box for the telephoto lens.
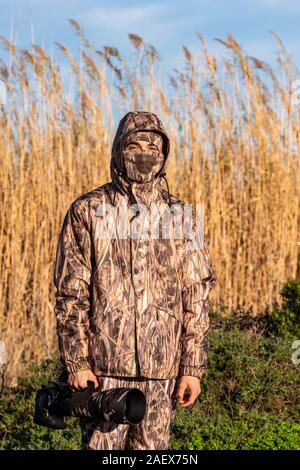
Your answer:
[60,383,147,425]
[88,387,147,425]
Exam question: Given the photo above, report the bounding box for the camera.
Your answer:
[34,380,146,430]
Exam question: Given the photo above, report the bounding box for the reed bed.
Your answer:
[0,21,299,385]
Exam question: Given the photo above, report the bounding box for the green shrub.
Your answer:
[169,325,299,450]
[266,278,300,338]
[179,413,300,450]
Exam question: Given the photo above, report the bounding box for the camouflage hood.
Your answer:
[110,111,170,180]
[110,111,171,207]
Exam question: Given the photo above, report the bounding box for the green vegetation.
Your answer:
[265,278,300,339]
[170,328,299,450]
[1,280,299,450]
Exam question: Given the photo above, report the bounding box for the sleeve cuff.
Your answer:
[178,365,206,381]
[65,357,91,374]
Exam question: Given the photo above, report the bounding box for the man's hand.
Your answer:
[68,369,100,391]
[177,375,201,408]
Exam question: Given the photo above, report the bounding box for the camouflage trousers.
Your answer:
[79,375,179,450]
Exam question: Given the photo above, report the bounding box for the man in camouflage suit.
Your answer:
[53,111,216,450]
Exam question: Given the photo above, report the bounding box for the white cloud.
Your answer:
[80,1,210,56]
[83,5,148,27]
[81,1,205,32]
[82,2,172,29]
[247,0,300,11]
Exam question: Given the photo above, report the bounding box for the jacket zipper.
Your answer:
[129,229,141,377]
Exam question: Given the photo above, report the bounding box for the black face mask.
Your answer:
[123,151,165,183]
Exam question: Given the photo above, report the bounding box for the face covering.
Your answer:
[122,131,165,183]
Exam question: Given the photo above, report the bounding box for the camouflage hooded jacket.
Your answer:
[53,111,216,380]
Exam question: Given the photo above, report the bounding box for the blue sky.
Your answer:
[0,0,299,89]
